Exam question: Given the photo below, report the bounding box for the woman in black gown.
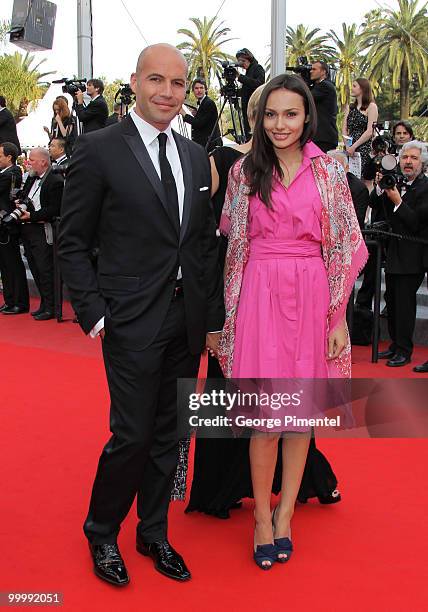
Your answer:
[186,86,341,519]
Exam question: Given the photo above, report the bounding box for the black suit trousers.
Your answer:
[386,273,424,357]
[0,233,29,309]
[21,224,54,311]
[83,295,200,545]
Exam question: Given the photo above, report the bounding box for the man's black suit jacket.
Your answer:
[0,108,21,151]
[58,115,224,353]
[347,171,369,230]
[370,174,428,274]
[310,80,338,149]
[21,170,64,222]
[0,165,22,212]
[75,95,109,133]
[183,96,221,151]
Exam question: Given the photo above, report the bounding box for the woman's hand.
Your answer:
[345,144,356,157]
[327,319,347,360]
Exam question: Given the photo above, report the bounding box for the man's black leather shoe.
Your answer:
[89,543,129,586]
[386,354,410,367]
[1,305,29,315]
[33,311,54,321]
[413,361,428,373]
[378,349,395,359]
[136,537,191,581]
[31,307,44,316]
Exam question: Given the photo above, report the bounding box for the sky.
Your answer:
[0,0,401,83]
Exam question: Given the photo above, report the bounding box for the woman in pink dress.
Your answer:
[217,74,368,569]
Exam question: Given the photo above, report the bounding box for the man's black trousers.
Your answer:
[83,294,200,545]
[0,233,29,309]
[21,224,54,312]
[385,272,424,358]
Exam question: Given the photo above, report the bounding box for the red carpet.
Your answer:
[1,307,428,611]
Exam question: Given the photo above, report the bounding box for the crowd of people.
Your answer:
[1,42,428,586]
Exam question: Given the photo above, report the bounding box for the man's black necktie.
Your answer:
[158,132,180,235]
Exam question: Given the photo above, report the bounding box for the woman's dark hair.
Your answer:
[242,73,317,208]
[0,95,6,107]
[351,78,374,111]
[392,120,414,140]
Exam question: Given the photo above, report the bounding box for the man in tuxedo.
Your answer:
[309,61,338,153]
[0,142,29,314]
[75,79,109,133]
[58,43,224,586]
[372,141,428,366]
[49,138,69,166]
[180,79,221,151]
[17,148,64,320]
[0,96,21,152]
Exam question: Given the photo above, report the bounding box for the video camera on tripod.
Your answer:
[114,83,135,113]
[214,61,246,144]
[286,56,313,84]
[52,77,87,96]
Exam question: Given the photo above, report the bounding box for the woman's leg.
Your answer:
[250,434,280,552]
[274,434,311,543]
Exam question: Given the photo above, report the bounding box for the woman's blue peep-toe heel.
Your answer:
[253,541,277,570]
[272,506,293,563]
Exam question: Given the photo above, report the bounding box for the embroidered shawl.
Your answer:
[218,153,369,379]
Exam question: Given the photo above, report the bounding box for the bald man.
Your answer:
[59,44,223,586]
[18,147,64,319]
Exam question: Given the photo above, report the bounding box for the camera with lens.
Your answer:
[372,122,397,156]
[51,162,69,179]
[114,83,135,109]
[377,154,405,190]
[0,192,35,226]
[219,61,241,99]
[286,56,312,84]
[52,77,87,96]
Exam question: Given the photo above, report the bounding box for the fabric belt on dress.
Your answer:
[248,239,322,260]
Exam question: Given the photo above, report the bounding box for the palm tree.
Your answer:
[0,51,53,119]
[177,16,235,87]
[361,0,428,119]
[329,23,364,108]
[285,24,336,65]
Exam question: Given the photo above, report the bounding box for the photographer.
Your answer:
[17,148,64,320]
[180,79,222,152]
[392,120,414,148]
[309,61,338,153]
[235,49,265,140]
[372,141,428,366]
[75,79,108,133]
[106,102,122,126]
[0,142,29,314]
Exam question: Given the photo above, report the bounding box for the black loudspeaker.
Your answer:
[9,0,57,52]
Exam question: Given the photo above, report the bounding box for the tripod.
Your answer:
[206,75,246,150]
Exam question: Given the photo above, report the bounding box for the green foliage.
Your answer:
[286,25,336,65]
[0,51,54,119]
[177,16,236,88]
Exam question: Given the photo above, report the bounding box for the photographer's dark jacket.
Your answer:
[0,107,21,152]
[370,173,428,274]
[0,165,22,212]
[238,60,265,111]
[21,170,64,222]
[183,96,221,152]
[75,95,108,133]
[310,80,338,150]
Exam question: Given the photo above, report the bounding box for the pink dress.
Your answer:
[231,143,330,379]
